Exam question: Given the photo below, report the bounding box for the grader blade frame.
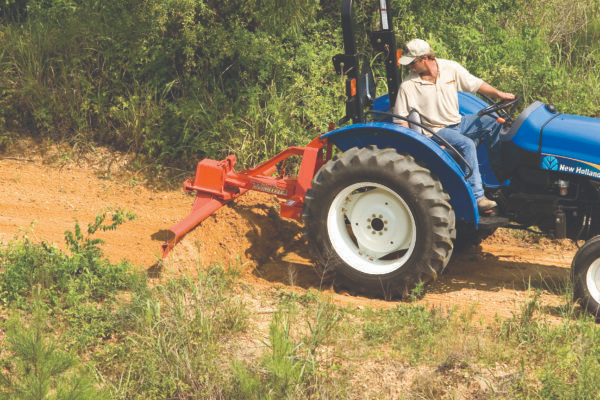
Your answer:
[161,136,332,258]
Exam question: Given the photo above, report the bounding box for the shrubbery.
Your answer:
[0,0,598,170]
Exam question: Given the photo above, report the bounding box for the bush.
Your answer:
[0,0,599,172]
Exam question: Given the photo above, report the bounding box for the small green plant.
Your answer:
[230,308,312,399]
[0,305,106,400]
[304,298,341,356]
[409,281,426,302]
[64,207,136,257]
[264,310,309,396]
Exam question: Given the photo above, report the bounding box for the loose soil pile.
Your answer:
[0,141,578,320]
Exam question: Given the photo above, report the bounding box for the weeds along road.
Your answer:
[0,141,579,321]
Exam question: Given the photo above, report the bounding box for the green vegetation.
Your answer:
[2,1,600,397]
[0,0,598,173]
[0,216,599,398]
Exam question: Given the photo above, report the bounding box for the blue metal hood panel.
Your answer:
[541,114,600,165]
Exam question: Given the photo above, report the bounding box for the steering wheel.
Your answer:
[477,96,521,124]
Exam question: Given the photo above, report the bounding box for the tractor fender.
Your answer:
[320,122,478,224]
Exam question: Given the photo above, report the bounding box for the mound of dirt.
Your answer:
[0,142,580,320]
[163,191,313,279]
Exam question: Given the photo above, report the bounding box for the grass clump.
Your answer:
[228,292,347,399]
[101,267,249,398]
[362,304,456,366]
[0,208,139,309]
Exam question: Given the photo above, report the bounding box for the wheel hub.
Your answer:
[343,188,413,259]
[370,216,385,232]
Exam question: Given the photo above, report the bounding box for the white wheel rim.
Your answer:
[586,259,600,303]
[327,182,417,275]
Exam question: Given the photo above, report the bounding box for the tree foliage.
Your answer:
[0,0,598,170]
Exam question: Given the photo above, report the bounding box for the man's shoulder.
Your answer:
[401,71,419,83]
[437,58,463,70]
[400,72,420,89]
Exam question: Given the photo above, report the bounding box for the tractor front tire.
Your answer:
[302,146,454,298]
[572,235,600,318]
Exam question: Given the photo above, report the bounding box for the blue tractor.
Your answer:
[164,0,600,317]
[303,0,600,314]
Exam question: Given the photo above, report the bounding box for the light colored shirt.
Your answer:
[393,59,483,135]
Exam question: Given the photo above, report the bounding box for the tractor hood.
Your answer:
[540,112,600,178]
[506,101,600,178]
[541,113,600,163]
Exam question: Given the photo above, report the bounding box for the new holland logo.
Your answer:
[541,154,600,179]
[251,181,288,196]
[541,155,559,171]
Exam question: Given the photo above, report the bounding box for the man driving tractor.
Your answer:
[393,38,515,212]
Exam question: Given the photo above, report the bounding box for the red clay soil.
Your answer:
[0,141,579,320]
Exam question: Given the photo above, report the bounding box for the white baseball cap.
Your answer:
[398,39,432,65]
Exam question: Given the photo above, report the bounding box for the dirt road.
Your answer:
[0,142,578,320]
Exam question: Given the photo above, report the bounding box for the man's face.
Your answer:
[407,56,427,73]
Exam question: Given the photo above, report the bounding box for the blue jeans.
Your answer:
[435,114,502,201]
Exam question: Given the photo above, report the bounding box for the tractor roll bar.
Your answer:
[369,0,400,108]
[341,0,357,55]
[333,0,401,125]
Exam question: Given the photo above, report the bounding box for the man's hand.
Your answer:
[496,91,515,101]
[478,82,515,101]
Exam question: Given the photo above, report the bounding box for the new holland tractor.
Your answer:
[162,0,600,317]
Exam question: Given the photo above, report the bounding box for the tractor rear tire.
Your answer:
[572,235,600,318]
[302,146,454,298]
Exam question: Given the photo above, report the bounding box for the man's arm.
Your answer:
[392,83,412,127]
[478,81,515,101]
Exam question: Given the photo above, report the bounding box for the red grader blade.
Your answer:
[161,136,331,258]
